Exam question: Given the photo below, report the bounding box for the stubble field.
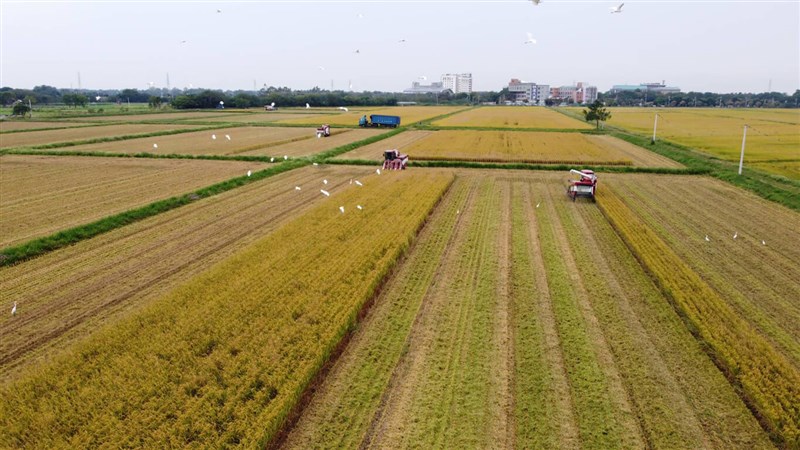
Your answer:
[432,106,593,129]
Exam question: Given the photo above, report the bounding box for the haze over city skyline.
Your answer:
[2,1,798,94]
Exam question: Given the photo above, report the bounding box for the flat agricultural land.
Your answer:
[0,121,88,132]
[57,126,315,156]
[0,154,266,248]
[431,106,593,129]
[600,108,800,177]
[0,123,199,149]
[182,112,335,124]
[396,130,682,167]
[335,130,434,160]
[238,129,389,157]
[276,106,468,126]
[64,111,239,122]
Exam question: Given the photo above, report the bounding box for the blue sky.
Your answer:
[2,1,798,93]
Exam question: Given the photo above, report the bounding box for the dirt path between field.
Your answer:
[521,182,581,448]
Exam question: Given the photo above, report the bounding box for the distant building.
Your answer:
[441,73,473,94]
[610,80,681,94]
[551,82,598,104]
[507,78,549,105]
[403,81,448,94]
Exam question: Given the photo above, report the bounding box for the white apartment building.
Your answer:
[507,78,550,105]
[551,82,598,104]
[441,73,473,94]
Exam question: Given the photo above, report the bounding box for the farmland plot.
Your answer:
[0,123,199,149]
[239,129,389,157]
[64,111,238,122]
[284,171,771,449]
[182,112,334,124]
[334,130,434,160]
[277,106,467,126]
[400,130,682,167]
[0,121,88,132]
[432,106,592,129]
[0,165,377,377]
[0,169,453,448]
[60,126,314,156]
[0,155,268,248]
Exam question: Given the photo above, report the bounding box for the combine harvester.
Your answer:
[567,169,597,202]
[316,124,331,138]
[383,149,408,170]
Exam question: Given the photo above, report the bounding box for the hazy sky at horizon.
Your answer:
[2,1,799,94]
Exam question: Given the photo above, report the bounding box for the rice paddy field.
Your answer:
[275,106,467,126]
[182,112,336,124]
[2,105,798,448]
[396,130,683,167]
[0,154,266,248]
[594,107,800,178]
[0,121,88,132]
[63,111,240,122]
[432,106,593,129]
[0,123,200,149]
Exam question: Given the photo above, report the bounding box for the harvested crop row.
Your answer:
[55,126,313,156]
[432,106,592,129]
[0,154,268,248]
[0,165,375,378]
[239,129,388,157]
[0,123,199,149]
[0,169,454,448]
[0,121,88,132]
[65,112,238,122]
[596,186,800,446]
[401,131,679,167]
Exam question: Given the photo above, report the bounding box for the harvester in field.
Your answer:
[567,169,597,201]
[316,124,331,138]
[383,149,408,170]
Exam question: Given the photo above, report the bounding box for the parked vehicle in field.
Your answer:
[382,149,408,170]
[359,114,401,128]
[567,169,597,201]
[316,124,330,138]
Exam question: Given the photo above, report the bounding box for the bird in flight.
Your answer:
[339,106,349,112]
[610,3,624,13]
[524,32,537,44]
[531,0,542,5]
[318,66,326,71]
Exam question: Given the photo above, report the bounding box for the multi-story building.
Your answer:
[610,80,681,94]
[507,78,549,105]
[441,73,473,94]
[551,82,598,104]
[403,81,448,94]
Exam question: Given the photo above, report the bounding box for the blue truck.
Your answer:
[359,114,401,128]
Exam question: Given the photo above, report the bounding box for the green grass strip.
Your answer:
[0,159,307,267]
[325,158,708,174]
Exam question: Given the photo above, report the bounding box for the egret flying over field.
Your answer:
[531,0,542,5]
[212,134,217,140]
[339,206,345,213]
[225,134,231,140]
[295,186,301,191]
[610,3,624,13]
[180,40,187,44]
[524,32,537,44]
[95,96,101,101]
[247,170,251,177]
[357,13,364,19]
[11,301,17,315]
[318,66,326,71]
[216,9,222,13]
[271,102,276,107]
[354,49,360,54]
[376,169,381,175]
[355,180,363,186]
[357,205,363,210]
[306,103,310,109]
[153,143,158,149]
[323,179,328,185]
[398,39,406,43]
[339,106,349,112]
[321,189,330,196]
[733,231,738,239]
[705,235,710,242]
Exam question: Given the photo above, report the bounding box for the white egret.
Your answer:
[284,155,288,160]
[271,102,276,107]
[11,301,17,315]
[247,170,252,177]
[762,240,766,245]
[212,134,217,140]
[321,189,330,196]
[306,103,310,109]
[355,180,363,186]
[705,235,710,242]
[270,157,275,162]
[419,75,427,81]
[323,179,328,185]
[536,202,540,208]
[398,39,406,43]
[733,231,738,239]
[339,206,345,213]
[524,32,536,44]
[225,134,231,140]
[339,106,349,112]
[610,3,624,13]
[318,66,326,71]
[313,162,319,166]
[95,96,101,101]
[376,168,381,175]
[531,0,542,5]
[295,186,301,191]
[357,205,363,210]
[153,143,158,149]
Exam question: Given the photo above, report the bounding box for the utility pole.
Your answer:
[738,124,748,175]
[651,113,659,144]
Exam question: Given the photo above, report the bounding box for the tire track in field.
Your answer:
[540,184,646,448]
[518,181,581,448]
[361,177,481,448]
[0,166,366,376]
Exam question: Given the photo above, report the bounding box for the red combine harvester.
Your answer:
[383,149,408,170]
[316,124,331,138]
[567,169,597,201]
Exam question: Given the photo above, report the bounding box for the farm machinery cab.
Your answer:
[316,124,331,138]
[383,149,408,170]
[567,169,597,201]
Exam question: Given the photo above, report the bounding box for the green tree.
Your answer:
[12,101,30,117]
[582,100,612,130]
[148,96,163,109]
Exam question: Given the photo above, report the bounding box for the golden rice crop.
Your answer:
[0,123,198,149]
[432,106,592,129]
[61,126,313,156]
[402,130,640,165]
[596,187,800,446]
[603,107,800,163]
[67,111,238,122]
[0,170,454,448]
[239,129,388,157]
[0,154,267,248]
[335,130,434,161]
[276,106,467,126]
